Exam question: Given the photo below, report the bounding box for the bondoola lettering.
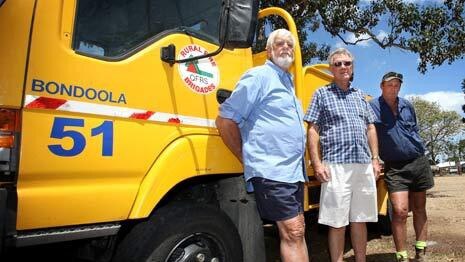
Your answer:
[31,79,127,104]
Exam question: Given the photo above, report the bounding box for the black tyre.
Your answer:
[113,202,243,262]
[377,198,393,235]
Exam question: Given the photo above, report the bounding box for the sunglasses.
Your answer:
[332,61,352,67]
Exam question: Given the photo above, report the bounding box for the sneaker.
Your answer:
[415,247,427,261]
[395,253,409,262]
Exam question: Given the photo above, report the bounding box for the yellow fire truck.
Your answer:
[0,0,389,261]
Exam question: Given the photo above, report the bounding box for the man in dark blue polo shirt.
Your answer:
[370,72,434,262]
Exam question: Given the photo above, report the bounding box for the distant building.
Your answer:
[436,161,465,175]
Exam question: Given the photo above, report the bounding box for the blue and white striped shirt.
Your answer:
[304,83,375,164]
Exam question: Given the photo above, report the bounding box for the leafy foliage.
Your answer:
[462,78,465,123]
[444,139,465,162]
[459,139,465,160]
[260,0,465,73]
[410,97,464,163]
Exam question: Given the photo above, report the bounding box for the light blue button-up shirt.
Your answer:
[219,60,307,191]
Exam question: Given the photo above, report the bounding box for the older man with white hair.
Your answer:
[216,28,309,261]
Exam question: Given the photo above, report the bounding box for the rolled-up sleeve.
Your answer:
[219,103,243,124]
[365,100,376,124]
[303,89,321,125]
[219,71,262,126]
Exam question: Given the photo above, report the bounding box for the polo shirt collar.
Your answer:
[330,82,356,92]
[379,96,406,109]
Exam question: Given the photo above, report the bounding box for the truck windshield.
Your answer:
[73,0,221,58]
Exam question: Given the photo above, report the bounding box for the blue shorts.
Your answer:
[250,177,304,222]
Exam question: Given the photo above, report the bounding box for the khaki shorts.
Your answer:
[318,163,378,228]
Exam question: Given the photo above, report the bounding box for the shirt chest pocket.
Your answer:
[264,90,295,111]
[322,105,343,123]
[352,97,369,122]
[399,119,416,132]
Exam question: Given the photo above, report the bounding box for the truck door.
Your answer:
[19,0,253,230]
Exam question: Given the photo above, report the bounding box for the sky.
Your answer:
[305,1,465,118]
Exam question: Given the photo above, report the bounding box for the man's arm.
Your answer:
[307,123,330,182]
[216,116,243,163]
[367,123,381,180]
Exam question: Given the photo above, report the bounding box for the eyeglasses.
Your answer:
[274,40,294,49]
[332,61,352,67]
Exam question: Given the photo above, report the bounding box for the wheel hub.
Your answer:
[164,233,223,262]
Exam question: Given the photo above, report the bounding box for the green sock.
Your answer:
[396,250,408,259]
[416,240,427,250]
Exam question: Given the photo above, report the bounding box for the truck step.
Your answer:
[15,223,121,247]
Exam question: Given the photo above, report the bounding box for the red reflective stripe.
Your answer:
[129,111,154,120]
[168,117,181,124]
[25,97,67,109]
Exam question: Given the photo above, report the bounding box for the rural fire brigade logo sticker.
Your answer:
[178,44,219,94]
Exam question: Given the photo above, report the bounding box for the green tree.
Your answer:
[462,78,465,123]
[458,139,465,162]
[445,141,460,162]
[444,139,465,175]
[410,97,464,164]
[259,0,465,73]
[462,78,465,94]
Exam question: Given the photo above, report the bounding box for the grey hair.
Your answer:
[327,48,354,65]
[266,28,296,50]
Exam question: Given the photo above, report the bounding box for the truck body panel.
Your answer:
[0,0,35,108]
[0,1,389,259]
[18,0,253,230]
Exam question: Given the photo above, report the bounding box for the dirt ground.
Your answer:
[4,176,464,261]
[266,175,465,262]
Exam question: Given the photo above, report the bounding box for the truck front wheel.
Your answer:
[113,202,243,262]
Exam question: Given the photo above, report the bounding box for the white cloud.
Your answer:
[405,91,465,116]
[376,30,388,42]
[339,30,387,48]
[334,42,346,49]
[346,32,371,47]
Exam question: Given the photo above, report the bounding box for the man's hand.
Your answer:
[307,123,330,182]
[366,124,381,180]
[313,163,331,182]
[372,159,381,180]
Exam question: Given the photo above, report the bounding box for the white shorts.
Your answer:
[318,163,378,228]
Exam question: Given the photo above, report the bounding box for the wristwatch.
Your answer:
[371,156,380,160]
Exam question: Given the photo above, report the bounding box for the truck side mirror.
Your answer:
[221,0,259,48]
[161,0,258,65]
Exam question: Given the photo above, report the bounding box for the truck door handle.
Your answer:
[216,89,232,104]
